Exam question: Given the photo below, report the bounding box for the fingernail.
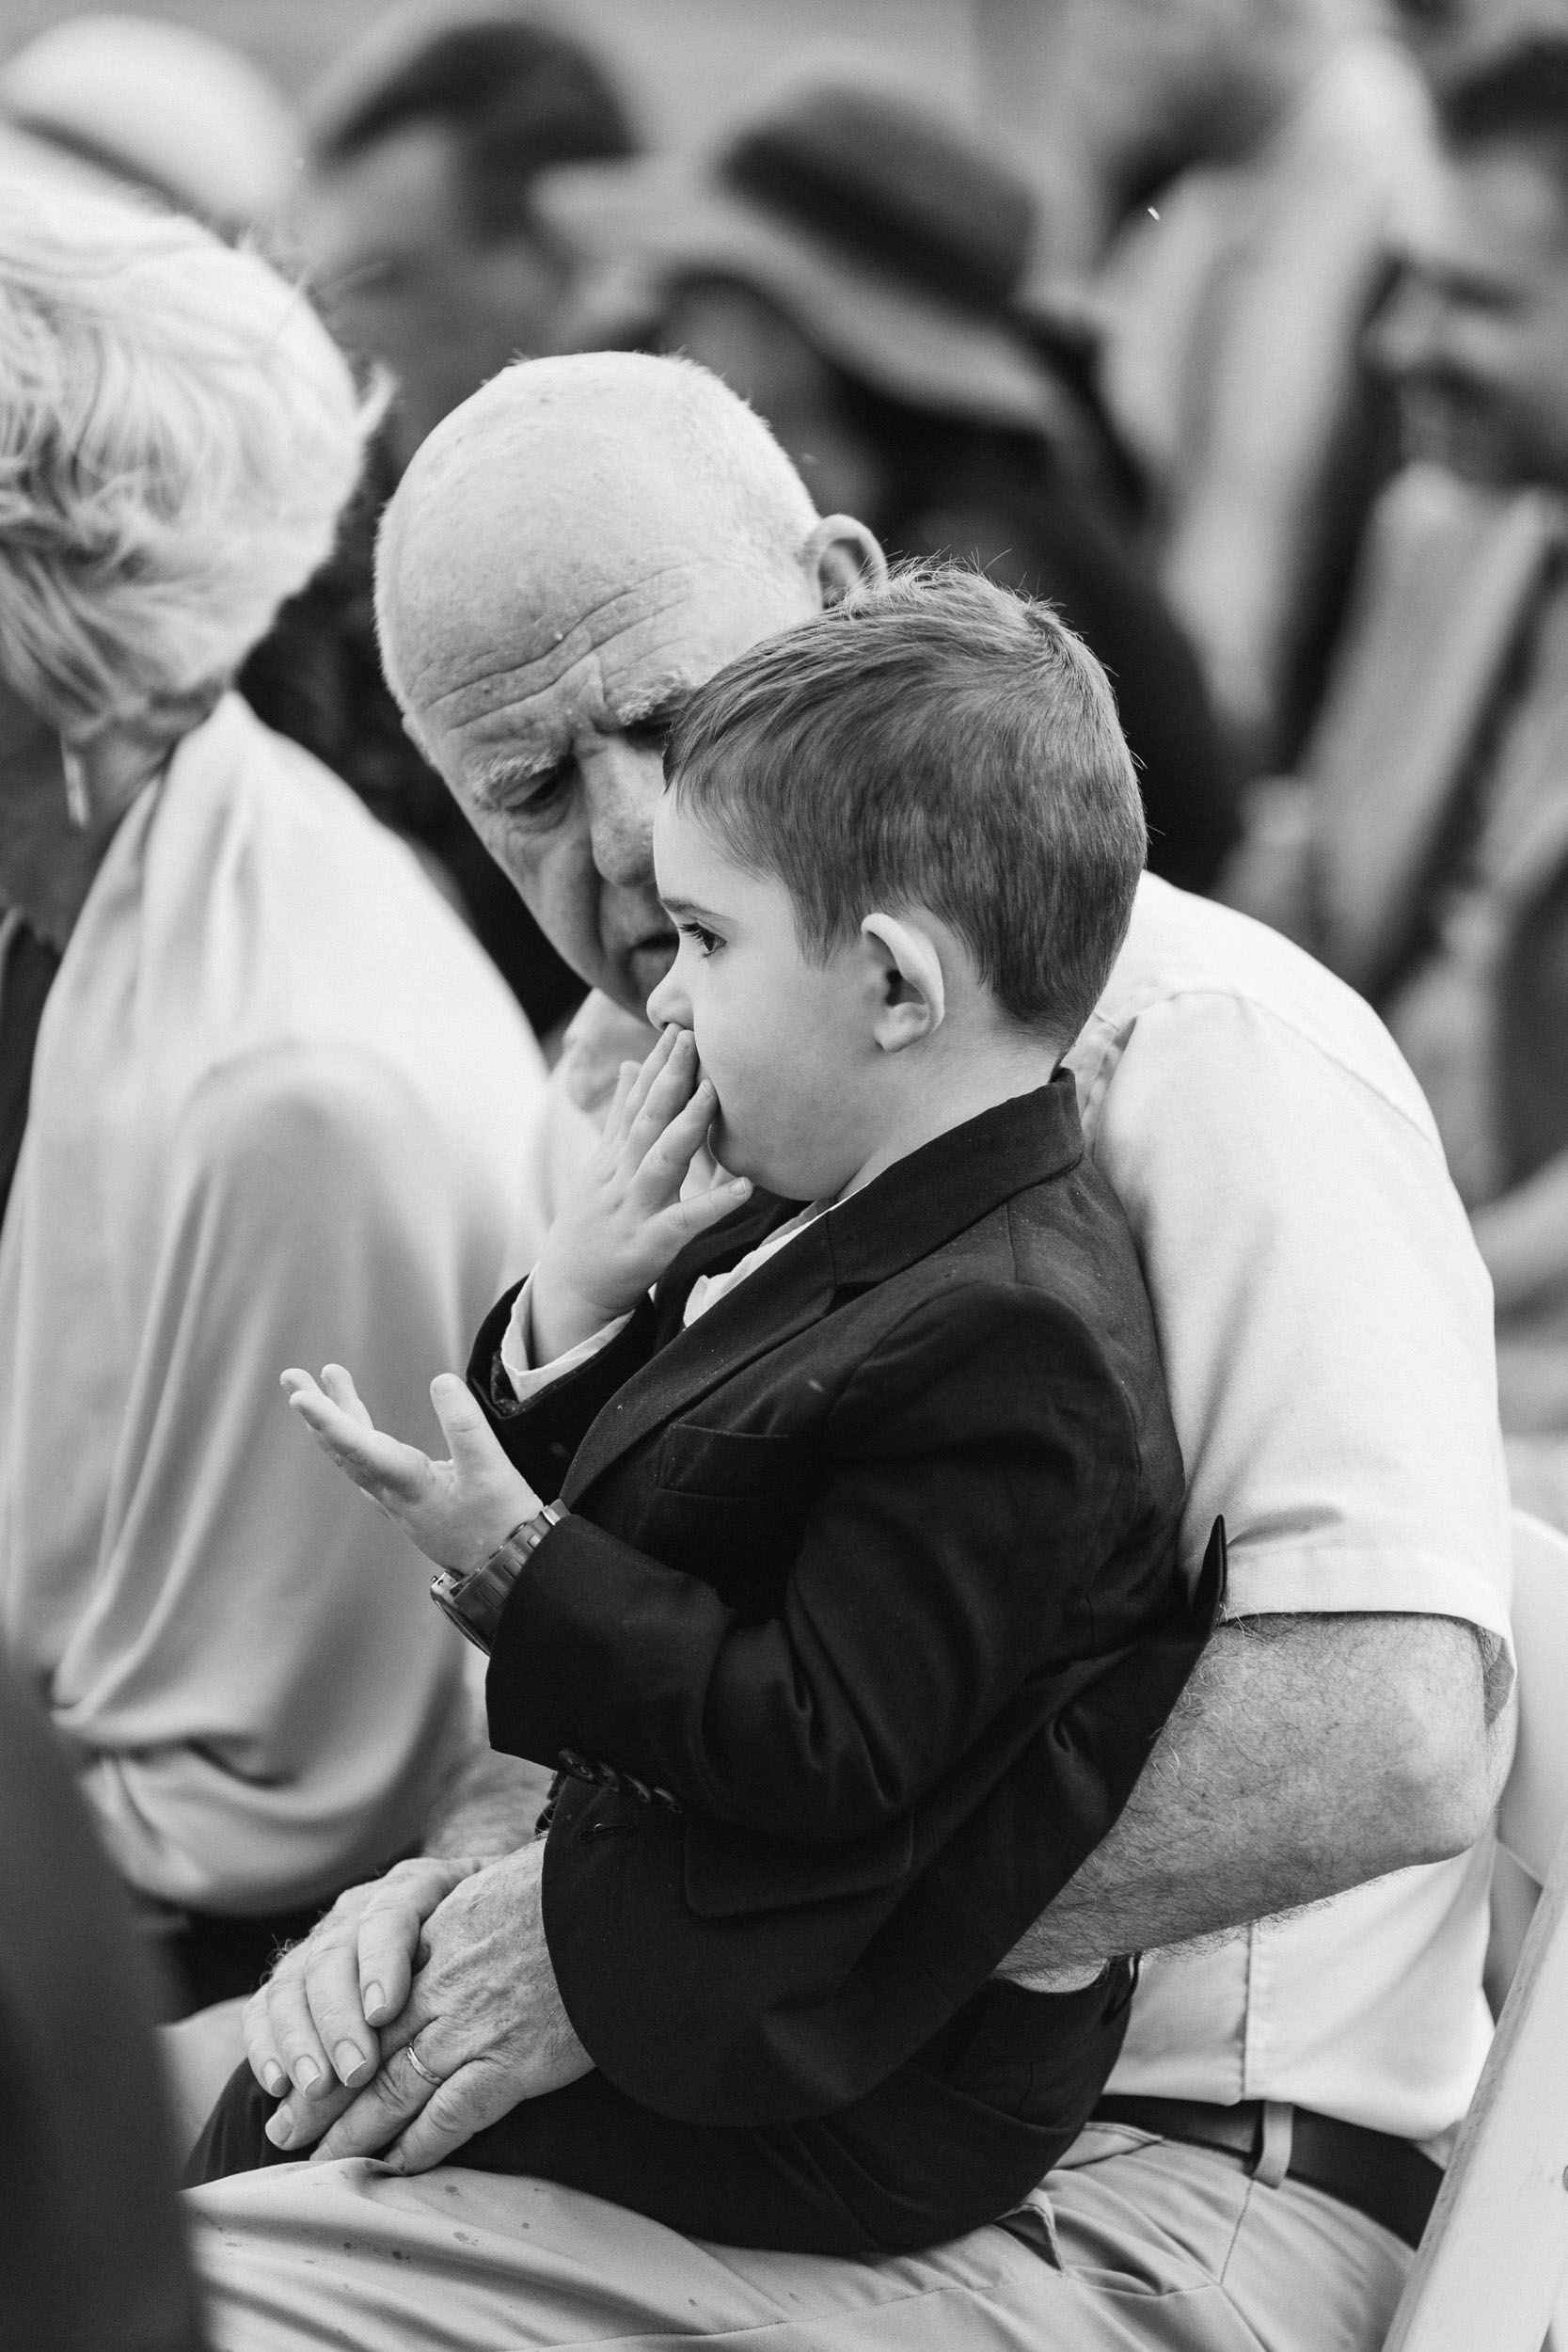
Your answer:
[265,2109,295,2147]
[261,2061,286,2096]
[363,1981,386,2020]
[293,2058,322,2093]
[335,2040,370,2084]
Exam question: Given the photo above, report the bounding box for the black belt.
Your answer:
[1092,2095,1441,2251]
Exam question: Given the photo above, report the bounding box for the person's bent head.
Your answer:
[0,175,372,808]
[301,8,635,469]
[1371,32,1568,491]
[645,564,1144,1200]
[374,350,883,1012]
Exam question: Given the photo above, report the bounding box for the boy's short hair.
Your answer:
[663,564,1146,1041]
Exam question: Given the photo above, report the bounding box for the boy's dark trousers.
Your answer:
[189,1961,1135,2253]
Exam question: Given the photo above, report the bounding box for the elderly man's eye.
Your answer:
[500,760,575,823]
[623,719,671,755]
[622,698,687,756]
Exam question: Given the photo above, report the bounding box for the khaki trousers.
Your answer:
[186,2121,1411,2351]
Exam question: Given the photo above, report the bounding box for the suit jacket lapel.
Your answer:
[562,1075,1081,1500]
[562,1216,836,1501]
[1308,469,1560,998]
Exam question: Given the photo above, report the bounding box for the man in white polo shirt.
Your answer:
[186,356,1512,2352]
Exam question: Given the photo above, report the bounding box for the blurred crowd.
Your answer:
[3,0,1568,2336]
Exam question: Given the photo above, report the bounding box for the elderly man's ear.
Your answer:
[803,515,887,608]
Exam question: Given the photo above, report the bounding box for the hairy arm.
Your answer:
[1003,1610,1510,1979]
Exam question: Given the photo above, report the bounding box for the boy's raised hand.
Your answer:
[530,1025,752,1359]
[281,1363,540,1574]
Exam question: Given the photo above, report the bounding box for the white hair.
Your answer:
[0,176,375,736]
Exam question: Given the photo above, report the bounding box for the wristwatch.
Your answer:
[429,1502,566,1652]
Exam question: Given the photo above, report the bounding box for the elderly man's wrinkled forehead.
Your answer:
[376,358,818,716]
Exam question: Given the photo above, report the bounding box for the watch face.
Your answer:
[429,1569,495,1653]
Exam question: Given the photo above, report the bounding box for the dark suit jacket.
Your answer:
[469,1075,1220,2128]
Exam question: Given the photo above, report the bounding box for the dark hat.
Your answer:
[537,72,1058,432]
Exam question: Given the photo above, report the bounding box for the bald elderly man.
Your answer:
[185,357,1513,2352]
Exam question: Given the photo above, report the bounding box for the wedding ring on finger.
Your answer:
[400,2042,444,2091]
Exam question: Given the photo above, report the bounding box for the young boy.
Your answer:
[196,566,1220,2250]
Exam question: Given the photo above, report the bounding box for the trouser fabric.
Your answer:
[187,1967,1134,2254]
[184,2121,1414,2352]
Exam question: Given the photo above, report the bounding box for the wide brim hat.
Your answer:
[0,15,298,232]
[536,74,1062,437]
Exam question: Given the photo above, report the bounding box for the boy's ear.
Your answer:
[861,914,945,1052]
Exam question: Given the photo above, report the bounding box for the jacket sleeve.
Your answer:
[467,1292,659,1503]
[486,1282,1155,1839]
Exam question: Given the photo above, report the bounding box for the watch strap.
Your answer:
[429,1502,565,1652]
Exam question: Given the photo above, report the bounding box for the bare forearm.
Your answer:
[419,1675,555,1861]
[1006,1613,1505,1978]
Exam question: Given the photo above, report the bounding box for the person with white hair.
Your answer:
[0,180,549,2014]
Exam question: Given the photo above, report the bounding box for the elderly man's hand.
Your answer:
[265,1842,592,2173]
[244,1854,480,2115]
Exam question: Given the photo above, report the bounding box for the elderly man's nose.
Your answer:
[1366,273,1444,383]
[583,742,662,885]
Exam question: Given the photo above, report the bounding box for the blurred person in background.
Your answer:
[0,11,297,235]
[0,179,548,2015]
[1224,32,1568,1535]
[298,2,637,471]
[0,1648,204,2352]
[549,73,1239,901]
[1003,0,1435,774]
[237,7,638,1043]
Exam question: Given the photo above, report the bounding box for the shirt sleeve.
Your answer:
[1085,984,1514,1701]
[497,1273,633,1401]
[67,1044,483,1912]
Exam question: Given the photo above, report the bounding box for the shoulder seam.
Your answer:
[1078,984,1445,1157]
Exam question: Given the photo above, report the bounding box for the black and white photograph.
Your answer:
[0,4,1562,2348]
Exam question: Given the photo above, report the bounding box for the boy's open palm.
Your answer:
[530,1025,752,1359]
[280,1363,538,1574]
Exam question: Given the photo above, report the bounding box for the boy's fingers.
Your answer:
[285,1386,377,1470]
[624,1030,698,1148]
[429,1374,534,1494]
[656,1176,752,1248]
[632,1077,718,1196]
[319,1363,374,1428]
[617,1025,678,1136]
[286,1388,435,1504]
[601,1058,641,1146]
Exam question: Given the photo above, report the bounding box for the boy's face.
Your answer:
[646,792,880,1200]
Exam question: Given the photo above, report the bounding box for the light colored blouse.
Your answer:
[0,696,549,1915]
